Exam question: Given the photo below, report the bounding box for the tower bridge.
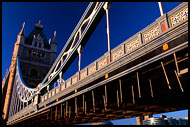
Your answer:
[2,2,188,125]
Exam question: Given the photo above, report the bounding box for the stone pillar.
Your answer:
[2,61,16,120]
[2,37,21,120]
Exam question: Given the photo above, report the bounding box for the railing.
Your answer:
[8,2,188,124]
[16,57,38,102]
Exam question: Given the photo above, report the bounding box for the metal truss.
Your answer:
[15,2,111,102]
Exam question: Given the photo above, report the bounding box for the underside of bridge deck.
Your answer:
[14,47,188,125]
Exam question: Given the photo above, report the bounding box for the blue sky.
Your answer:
[2,2,187,125]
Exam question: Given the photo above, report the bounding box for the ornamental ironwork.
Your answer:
[98,57,107,70]
[111,46,124,62]
[143,26,160,43]
[16,57,37,102]
[126,38,141,53]
[170,7,188,26]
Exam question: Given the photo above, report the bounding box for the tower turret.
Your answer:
[50,31,58,53]
[50,31,57,64]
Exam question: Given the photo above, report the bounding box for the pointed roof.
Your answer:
[18,22,25,36]
[25,21,50,49]
[51,31,57,45]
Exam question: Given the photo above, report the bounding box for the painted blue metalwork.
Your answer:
[16,56,37,102]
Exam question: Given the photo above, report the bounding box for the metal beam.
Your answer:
[78,45,82,72]
[104,2,111,53]
[61,103,62,118]
[136,72,141,98]
[92,90,95,112]
[173,53,180,74]
[66,101,68,117]
[69,106,71,118]
[174,70,184,92]
[83,94,85,112]
[119,79,123,103]
[149,79,154,98]
[105,85,107,106]
[161,62,171,89]
[131,85,135,104]
[75,97,78,114]
[116,90,119,107]
[55,105,57,120]
[85,101,87,115]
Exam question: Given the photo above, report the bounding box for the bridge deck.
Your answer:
[11,46,189,125]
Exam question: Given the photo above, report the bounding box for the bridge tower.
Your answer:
[2,21,57,120]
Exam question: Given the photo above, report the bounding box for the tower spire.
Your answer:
[54,31,56,37]
[51,31,57,44]
[49,38,51,44]
[19,22,25,36]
